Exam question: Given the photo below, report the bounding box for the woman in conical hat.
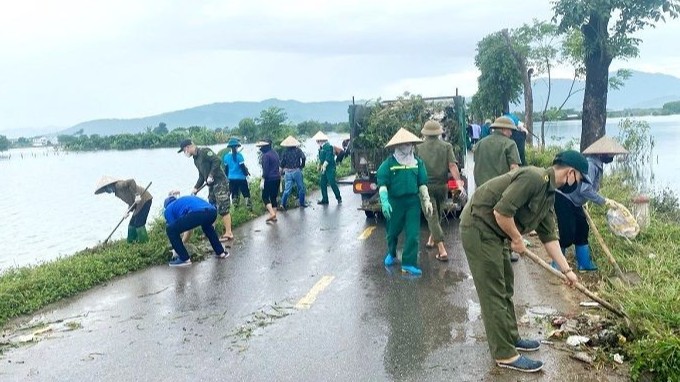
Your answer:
[94,176,153,243]
[378,128,433,276]
[552,136,628,272]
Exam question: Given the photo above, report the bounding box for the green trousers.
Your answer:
[424,184,447,243]
[460,223,520,360]
[319,167,341,202]
[387,195,421,267]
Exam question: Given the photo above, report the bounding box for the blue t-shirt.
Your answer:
[223,152,247,180]
[164,196,216,226]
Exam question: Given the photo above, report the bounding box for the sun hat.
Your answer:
[94,176,121,194]
[255,138,272,147]
[227,138,241,148]
[490,116,518,131]
[582,136,629,155]
[421,120,444,136]
[280,135,301,147]
[312,131,329,141]
[484,119,492,125]
[553,150,592,184]
[385,128,423,148]
[177,139,193,153]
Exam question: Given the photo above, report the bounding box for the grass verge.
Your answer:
[0,161,351,329]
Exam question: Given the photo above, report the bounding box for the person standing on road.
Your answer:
[279,135,308,210]
[480,119,492,139]
[257,139,281,222]
[471,123,481,145]
[460,150,586,373]
[503,113,527,166]
[313,131,342,205]
[416,120,464,261]
[223,137,252,210]
[379,128,433,276]
[552,136,628,271]
[163,193,228,267]
[178,139,234,242]
[95,176,153,243]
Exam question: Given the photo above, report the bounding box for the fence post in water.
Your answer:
[632,194,650,230]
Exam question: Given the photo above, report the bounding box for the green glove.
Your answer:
[379,187,392,220]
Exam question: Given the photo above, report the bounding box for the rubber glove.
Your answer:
[321,161,328,174]
[191,188,198,195]
[379,186,392,220]
[134,195,142,204]
[206,176,214,185]
[418,185,433,217]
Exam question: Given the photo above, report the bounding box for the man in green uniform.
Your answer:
[473,116,521,187]
[379,128,433,276]
[473,116,522,262]
[95,176,153,243]
[179,139,234,242]
[416,120,464,261]
[460,150,586,373]
[313,131,342,205]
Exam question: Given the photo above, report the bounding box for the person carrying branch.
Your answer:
[460,150,588,373]
[95,176,153,243]
[379,128,433,276]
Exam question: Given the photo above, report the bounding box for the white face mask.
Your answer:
[184,149,192,158]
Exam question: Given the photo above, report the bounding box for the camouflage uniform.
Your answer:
[193,147,231,216]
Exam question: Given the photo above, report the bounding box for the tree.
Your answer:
[474,32,524,120]
[662,100,680,114]
[297,120,323,136]
[152,122,168,135]
[501,28,535,144]
[553,0,680,151]
[236,118,258,142]
[0,135,9,151]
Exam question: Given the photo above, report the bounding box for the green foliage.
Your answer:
[152,122,168,135]
[0,135,9,151]
[473,32,523,116]
[525,145,560,167]
[662,100,680,114]
[616,118,655,189]
[58,126,226,151]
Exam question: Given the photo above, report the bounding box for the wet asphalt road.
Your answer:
[1,182,625,381]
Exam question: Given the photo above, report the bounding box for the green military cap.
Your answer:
[553,150,591,184]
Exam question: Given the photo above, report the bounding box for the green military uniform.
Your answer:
[473,131,520,187]
[193,147,231,216]
[460,167,559,360]
[416,137,456,243]
[377,156,428,267]
[318,142,341,203]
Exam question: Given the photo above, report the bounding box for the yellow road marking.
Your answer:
[358,226,377,240]
[295,275,335,310]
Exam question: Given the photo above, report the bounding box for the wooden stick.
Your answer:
[583,208,628,282]
[522,248,628,318]
[103,182,152,244]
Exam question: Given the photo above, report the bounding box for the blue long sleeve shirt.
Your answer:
[557,156,606,207]
[164,196,216,226]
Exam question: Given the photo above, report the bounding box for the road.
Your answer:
[1,182,626,381]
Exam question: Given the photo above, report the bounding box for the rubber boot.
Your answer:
[575,245,598,271]
[551,247,568,270]
[127,225,138,243]
[136,226,149,243]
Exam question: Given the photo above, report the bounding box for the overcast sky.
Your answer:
[1,0,679,129]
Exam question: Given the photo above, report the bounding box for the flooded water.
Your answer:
[1,115,679,270]
[0,135,345,270]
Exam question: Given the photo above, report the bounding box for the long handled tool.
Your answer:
[522,248,628,318]
[583,208,628,282]
[103,182,152,244]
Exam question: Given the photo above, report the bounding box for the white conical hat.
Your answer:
[94,176,121,194]
[583,136,629,155]
[385,128,422,148]
[280,135,301,147]
[312,131,329,141]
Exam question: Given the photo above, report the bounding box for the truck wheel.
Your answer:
[364,210,376,218]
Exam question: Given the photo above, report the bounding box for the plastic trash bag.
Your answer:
[606,201,640,239]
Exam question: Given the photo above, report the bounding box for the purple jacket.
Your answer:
[261,149,281,181]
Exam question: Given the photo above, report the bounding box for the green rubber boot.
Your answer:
[136,226,149,243]
[127,225,138,243]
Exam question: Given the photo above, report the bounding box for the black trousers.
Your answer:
[129,199,152,228]
[229,179,251,199]
[262,179,280,207]
[554,193,589,248]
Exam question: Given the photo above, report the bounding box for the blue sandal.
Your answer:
[496,355,543,373]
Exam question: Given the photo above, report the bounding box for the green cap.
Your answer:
[553,150,591,184]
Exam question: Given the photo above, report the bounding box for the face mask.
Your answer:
[184,149,192,158]
[558,171,579,194]
[601,155,614,164]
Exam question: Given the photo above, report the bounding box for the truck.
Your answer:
[347,93,469,218]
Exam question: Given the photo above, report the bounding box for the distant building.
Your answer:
[32,137,50,146]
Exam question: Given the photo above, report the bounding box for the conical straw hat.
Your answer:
[312,131,329,141]
[582,136,629,155]
[385,128,423,148]
[94,176,121,194]
[280,135,301,147]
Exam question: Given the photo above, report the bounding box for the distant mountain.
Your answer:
[517,70,680,112]
[0,126,65,139]
[58,99,353,136]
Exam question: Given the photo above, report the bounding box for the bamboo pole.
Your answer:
[103,182,152,244]
[583,208,628,282]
